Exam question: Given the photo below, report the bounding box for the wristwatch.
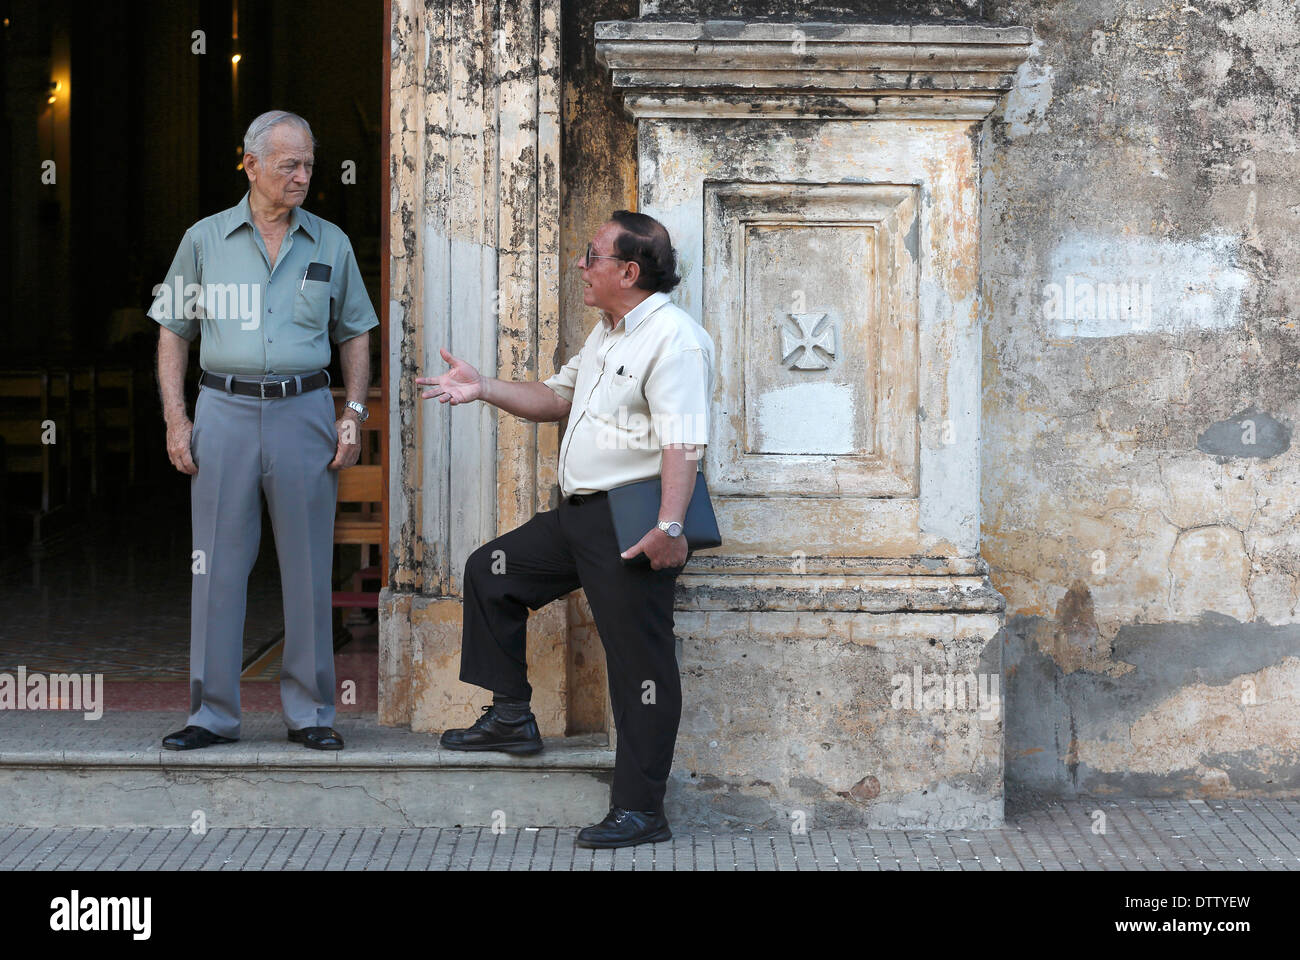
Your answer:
[657,519,683,538]
[345,400,369,422]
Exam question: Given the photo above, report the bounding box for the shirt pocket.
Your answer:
[598,369,643,413]
[590,368,650,448]
[293,278,331,329]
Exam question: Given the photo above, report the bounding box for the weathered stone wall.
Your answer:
[384,0,572,736]
[575,0,1300,801]
[387,0,1300,803]
[977,0,1300,800]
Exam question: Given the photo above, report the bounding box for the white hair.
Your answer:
[242,110,316,159]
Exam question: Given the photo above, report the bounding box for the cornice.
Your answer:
[595,20,1033,120]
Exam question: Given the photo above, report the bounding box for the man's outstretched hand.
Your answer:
[415,347,484,405]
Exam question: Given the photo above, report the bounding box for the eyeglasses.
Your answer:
[582,242,626,268]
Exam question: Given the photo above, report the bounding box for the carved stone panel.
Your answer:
[705,182,919,498]
[750,227,865,457]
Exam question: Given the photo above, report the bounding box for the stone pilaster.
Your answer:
[382,0,568,736]
[597,20,1031,827]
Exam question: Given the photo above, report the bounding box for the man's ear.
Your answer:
[621,260,641,289]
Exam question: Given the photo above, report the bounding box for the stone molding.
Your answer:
[595,20,1032,119]
[676,573,1006,613]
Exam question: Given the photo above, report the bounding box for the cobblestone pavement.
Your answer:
[2,799,1298,870]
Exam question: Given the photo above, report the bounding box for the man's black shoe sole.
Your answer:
[162,737,237,751]
[439,738,544,755]
[575,826,672,849]
[287,731,344,750]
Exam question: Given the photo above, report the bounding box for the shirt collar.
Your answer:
[222,192,317,241]
[613,291,670,334]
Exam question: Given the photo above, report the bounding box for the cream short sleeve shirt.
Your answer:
[543,291,715,498]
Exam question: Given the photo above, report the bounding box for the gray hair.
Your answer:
[242,110,316,159]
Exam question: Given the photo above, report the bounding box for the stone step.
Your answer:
[0,711,614,828]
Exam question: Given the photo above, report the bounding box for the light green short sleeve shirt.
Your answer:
[148,193,378,375]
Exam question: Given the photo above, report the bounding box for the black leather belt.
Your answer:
[566,490,607,505]
[200,370,329,398]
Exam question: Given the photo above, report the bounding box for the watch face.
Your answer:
[669,522,682,537]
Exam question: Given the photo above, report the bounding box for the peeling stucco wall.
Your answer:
[384,0,572,736]
[585,0,1299,802]
[979,0,1300,799]
[384,0,1300,804]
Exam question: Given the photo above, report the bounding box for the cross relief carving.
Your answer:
[779,312,837,370]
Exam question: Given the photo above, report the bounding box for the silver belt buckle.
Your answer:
[259,379,289,399]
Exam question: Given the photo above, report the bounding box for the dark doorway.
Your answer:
[0,0,384,714]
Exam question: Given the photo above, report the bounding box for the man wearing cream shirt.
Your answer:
[416,210,713,848]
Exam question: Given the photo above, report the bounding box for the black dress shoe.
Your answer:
[575,806,672,849]
[287,726,344,750]
[162,725,238,751]
[439,704,543,755]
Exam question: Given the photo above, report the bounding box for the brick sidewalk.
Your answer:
[3,799,1298,870]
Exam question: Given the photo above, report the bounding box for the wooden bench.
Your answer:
[0,365,136,515]
[331,387,384,618]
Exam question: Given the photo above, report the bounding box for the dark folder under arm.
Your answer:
[606,470,722,565]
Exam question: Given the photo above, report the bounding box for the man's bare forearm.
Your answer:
[480,378,571,422]
[339,333,370,407]
[157,328,191,425]
[659,444,700,523]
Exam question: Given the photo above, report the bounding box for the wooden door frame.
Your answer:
[379,0,391,586]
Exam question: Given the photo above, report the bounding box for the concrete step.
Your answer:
[0,711,614,828]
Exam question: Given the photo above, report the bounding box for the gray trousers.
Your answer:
[187,376,339,737]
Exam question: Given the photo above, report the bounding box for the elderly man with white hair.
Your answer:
[149,110,378,751]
